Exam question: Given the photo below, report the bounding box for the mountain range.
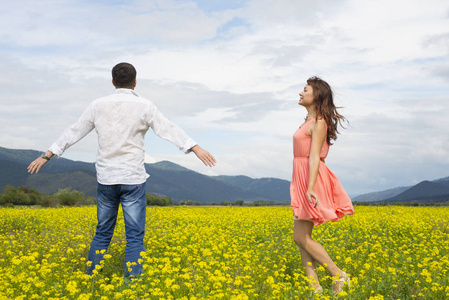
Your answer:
[352,177,449,203]
[0,146,290,203]
[1,146,448,204]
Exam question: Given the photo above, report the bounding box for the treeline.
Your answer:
[7,185,448,208]
[210,200,288,207]
[0,185,288,207]
[0,185,96,207]
[353,201,449,207]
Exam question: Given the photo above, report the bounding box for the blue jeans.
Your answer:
[87,183,146,277]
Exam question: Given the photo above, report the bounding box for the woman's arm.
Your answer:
[307,118,326,207]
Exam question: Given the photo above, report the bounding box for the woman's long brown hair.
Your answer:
[307,76,347,145]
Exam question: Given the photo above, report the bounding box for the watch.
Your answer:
[41,154,51,161]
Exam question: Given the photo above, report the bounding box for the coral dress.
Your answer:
[290,118,354,226]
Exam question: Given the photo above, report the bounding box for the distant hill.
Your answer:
[387,181,449,201]
[352,186,410,202]
[0,146,290,203]
[353,177,449,204]
[5,146,447,204]
[213,175,290,201]
[384,180,449,203]
[434,176,449,183]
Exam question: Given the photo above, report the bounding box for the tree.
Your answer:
[146,194,173,206]
[253,200,276,206]
[162,196,172,206]
[233,200,244,206]
[54,188,86,206]
[0,185,31,206]
[40,194,59,207]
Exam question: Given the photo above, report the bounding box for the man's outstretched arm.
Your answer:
[148,108,217,167]
[190,145,216,167]
[27,104,95,175]
[27,150,54,174]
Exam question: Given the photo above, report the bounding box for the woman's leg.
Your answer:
[293,220,346,284]
[293,219,321,289]
[298,246,322,290]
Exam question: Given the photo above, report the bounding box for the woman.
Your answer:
[290,77,354,294]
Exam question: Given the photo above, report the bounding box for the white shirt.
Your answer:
[48,89,197,185]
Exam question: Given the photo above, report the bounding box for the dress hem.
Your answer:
[292,206,354,227]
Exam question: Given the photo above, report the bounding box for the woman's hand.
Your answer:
[306,189,319,208]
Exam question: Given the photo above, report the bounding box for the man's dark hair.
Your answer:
[112,63,137,88]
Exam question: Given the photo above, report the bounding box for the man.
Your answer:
[27,62,216,277]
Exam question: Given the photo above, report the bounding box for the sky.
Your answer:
[1,0,449,196]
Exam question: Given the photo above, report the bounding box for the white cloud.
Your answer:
[1,0,449,196]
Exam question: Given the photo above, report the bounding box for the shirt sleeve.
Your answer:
[48,104,95,157]
[148,108,197,154]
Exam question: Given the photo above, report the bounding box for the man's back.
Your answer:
[93,89,153,185]
[49,88,196,185]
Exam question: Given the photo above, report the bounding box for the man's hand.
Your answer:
[27,151,53,174]
[191,145,216,167]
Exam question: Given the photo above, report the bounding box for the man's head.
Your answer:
[112,63,137,89]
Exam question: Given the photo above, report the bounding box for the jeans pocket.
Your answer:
[121,184,145,202]
[98,183,108,191]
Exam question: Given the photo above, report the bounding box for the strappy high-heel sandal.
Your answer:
[313,285,324,296]
[333,272,350,295]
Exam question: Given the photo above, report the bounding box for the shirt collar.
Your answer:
[115,88,140,97]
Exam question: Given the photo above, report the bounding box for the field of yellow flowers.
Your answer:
[0,205,448,299]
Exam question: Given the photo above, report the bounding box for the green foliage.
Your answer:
[40,194,59,208]
[178,199,202,206]
[54,188,86,206]
[233,200,244,206]
[353,201,449,207]
[253,200,276,206]
[179,200,193,206]
[0,185,40,206]
[0,185,95,207]
[146,194,172,206]
[0,184,292,208]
